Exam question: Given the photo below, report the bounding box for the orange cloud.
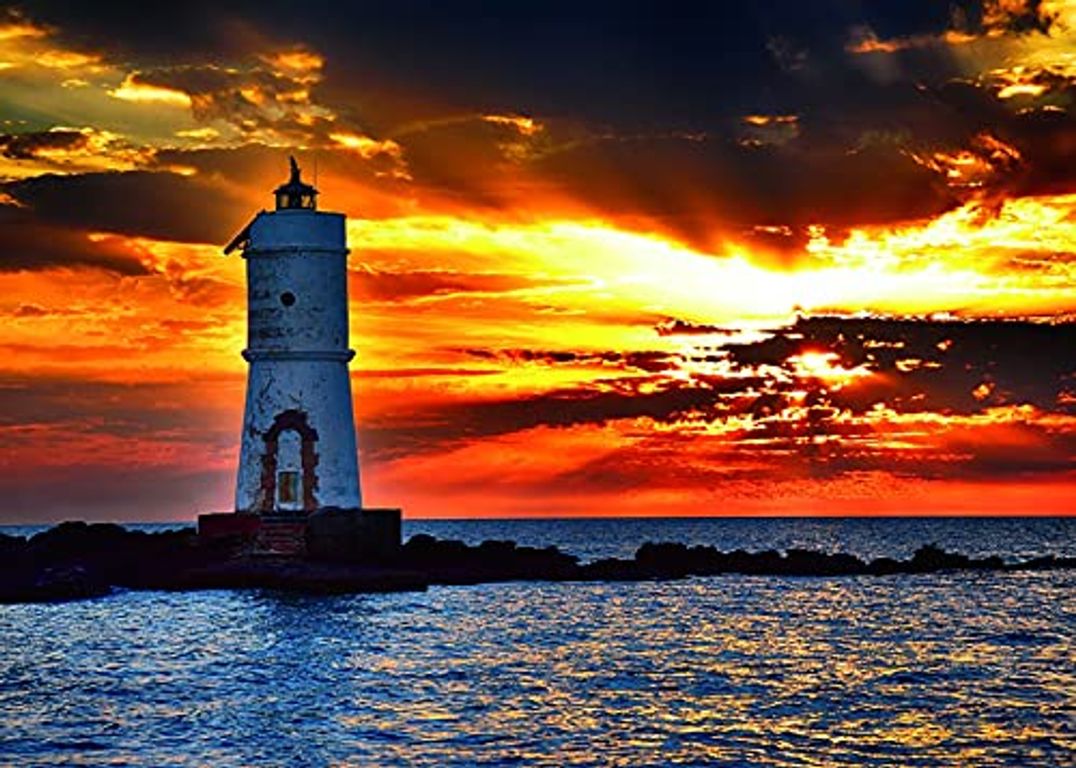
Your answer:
[0,13,48,42]
[846,0,1067,55]
[742,114,798,126]
[846,26,978,55]
[259,48,325,83]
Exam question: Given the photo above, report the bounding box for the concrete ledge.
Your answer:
[197,512,260,541]
[197,509,402,563]
[306,507,401,563]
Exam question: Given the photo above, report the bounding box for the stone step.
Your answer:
[253,519,308,557]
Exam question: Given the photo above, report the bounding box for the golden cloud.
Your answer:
[109,73,193,107]
[0,13,48,42]
[330,131,403,159]
[0,126,156,177]
[480,113,543,136]
[259,48,325,83]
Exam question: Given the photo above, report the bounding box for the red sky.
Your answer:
[0,1,1074,521]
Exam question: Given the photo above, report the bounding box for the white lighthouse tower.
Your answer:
[226,157,363,517]
[199,158,398,558]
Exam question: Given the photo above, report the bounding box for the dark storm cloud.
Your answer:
[20,1,822,126]
[0,204,150,274]
[366,315,1076,483]
[994,107,1076,199]
[11,2,1003,126]
[9,1,254,62]
[385,115,565,208]
[152,143,398,184]
[2,171,249,244]
[721,315,1076,416]
[15,1,1065,131]
[15,1,1076,238]
[360,378,729,462]
[149,144,410,223]
[347,108,962,254]
[0,129,90,160]
[532,133,955,246]
[382,83,1074,250]
[912,81,1076,199]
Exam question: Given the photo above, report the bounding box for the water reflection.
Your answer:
[1,570,1072,766]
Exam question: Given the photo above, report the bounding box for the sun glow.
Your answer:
[347,194,1076,328]
[787,351,872,386]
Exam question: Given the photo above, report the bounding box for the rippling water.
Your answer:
[1,518,1073,766]
[404,516,1076,562]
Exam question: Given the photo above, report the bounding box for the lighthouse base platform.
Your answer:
[197,508,401,562]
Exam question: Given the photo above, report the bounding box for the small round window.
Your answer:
[280,291,296,307]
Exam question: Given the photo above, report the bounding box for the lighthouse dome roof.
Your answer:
[274,156,317,211]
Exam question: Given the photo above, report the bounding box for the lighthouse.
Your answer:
[203,158,399,559]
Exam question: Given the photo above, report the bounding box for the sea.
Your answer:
[0,517,1072,767]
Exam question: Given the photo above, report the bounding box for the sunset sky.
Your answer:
[1,0,1074,521]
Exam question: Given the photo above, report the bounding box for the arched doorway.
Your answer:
[257,409,320,513]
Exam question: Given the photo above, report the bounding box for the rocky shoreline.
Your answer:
[1,522,1073,604]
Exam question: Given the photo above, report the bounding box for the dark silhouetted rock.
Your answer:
[1009,555,1076,571]
[0,532,26,556]
[867,557,903,575]
[577,558,643,581]
[0,564,110,604]
[399,536,578,583]
[909,544,971,572]
[635,542,693,577]
[782,548,866,576]
[0,522,1072,604]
